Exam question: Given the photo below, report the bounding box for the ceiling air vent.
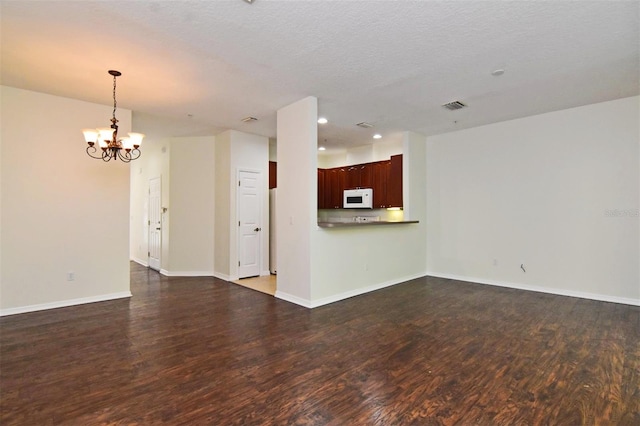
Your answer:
[356,122,374,128]
[241,116,258,123]
[442,101,467,111]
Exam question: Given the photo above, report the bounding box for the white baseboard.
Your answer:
[275,271,427,309]
[213,272,237,282]
[426,271,640,307]
[0,291,132,317]
[159,270,214,277]
[130,257,148,267]
[310,272,427,308]
[274,291,313,308]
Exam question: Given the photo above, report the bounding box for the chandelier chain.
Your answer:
[112,74,117,121]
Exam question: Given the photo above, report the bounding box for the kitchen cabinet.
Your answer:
[359,164,373,188]
[345,166,360,189]
[324,167,346,209]
[345,164,373,189]
[387,154,403,207]
[269,161,277,189]
[317,155,403,209]
[317,169,325,208]
[372,160,390,208]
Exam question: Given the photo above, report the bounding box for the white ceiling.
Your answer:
[1,1,638,153]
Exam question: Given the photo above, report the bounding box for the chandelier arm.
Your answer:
[86,145,105,160]
[117,149,132,163]
[129,148,141,161]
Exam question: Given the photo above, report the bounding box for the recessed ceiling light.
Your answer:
[318,146,326,151]
[373,134,382,139]
[491,69,505,76]
[317,117,328,124]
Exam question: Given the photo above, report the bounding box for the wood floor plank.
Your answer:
[1,263,639,425]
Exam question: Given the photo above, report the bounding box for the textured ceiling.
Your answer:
[1,0,638,152]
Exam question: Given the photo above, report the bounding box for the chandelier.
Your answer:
[83,70,144,162]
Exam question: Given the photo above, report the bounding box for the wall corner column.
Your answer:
[274,97,318,306]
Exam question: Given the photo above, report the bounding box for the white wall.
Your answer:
[317,152,347,169]
[1,86,131,314]
[214,130,269,280]
[167,137,215,275]
[214,131,232,278]
[275,97,318,304]
[402,131,426,222]
[318,140,403,169]
[426,96,640,305]
[346,145,375,165]
[374,140,403,161]
[269,138,277,162]
[346,140,403,165]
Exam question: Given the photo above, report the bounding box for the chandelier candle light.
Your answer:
[83,70,144,162]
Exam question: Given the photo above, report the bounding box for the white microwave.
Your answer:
[344,188,373,209]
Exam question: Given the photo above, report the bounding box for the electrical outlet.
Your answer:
[67,272,75,281]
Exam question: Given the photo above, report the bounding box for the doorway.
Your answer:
[148,177,161,271]
[237,169,263,279]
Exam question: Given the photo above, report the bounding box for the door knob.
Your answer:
[254,227,261,232]
[156,227,161,230]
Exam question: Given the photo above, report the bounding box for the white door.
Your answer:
[148,177,162,271]
[238,170,262,278]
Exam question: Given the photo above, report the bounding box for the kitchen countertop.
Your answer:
[317,220,419,228]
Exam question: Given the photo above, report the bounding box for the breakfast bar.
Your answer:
[317,220,419,228]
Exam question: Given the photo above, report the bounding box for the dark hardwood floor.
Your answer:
[1,263,638,425]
